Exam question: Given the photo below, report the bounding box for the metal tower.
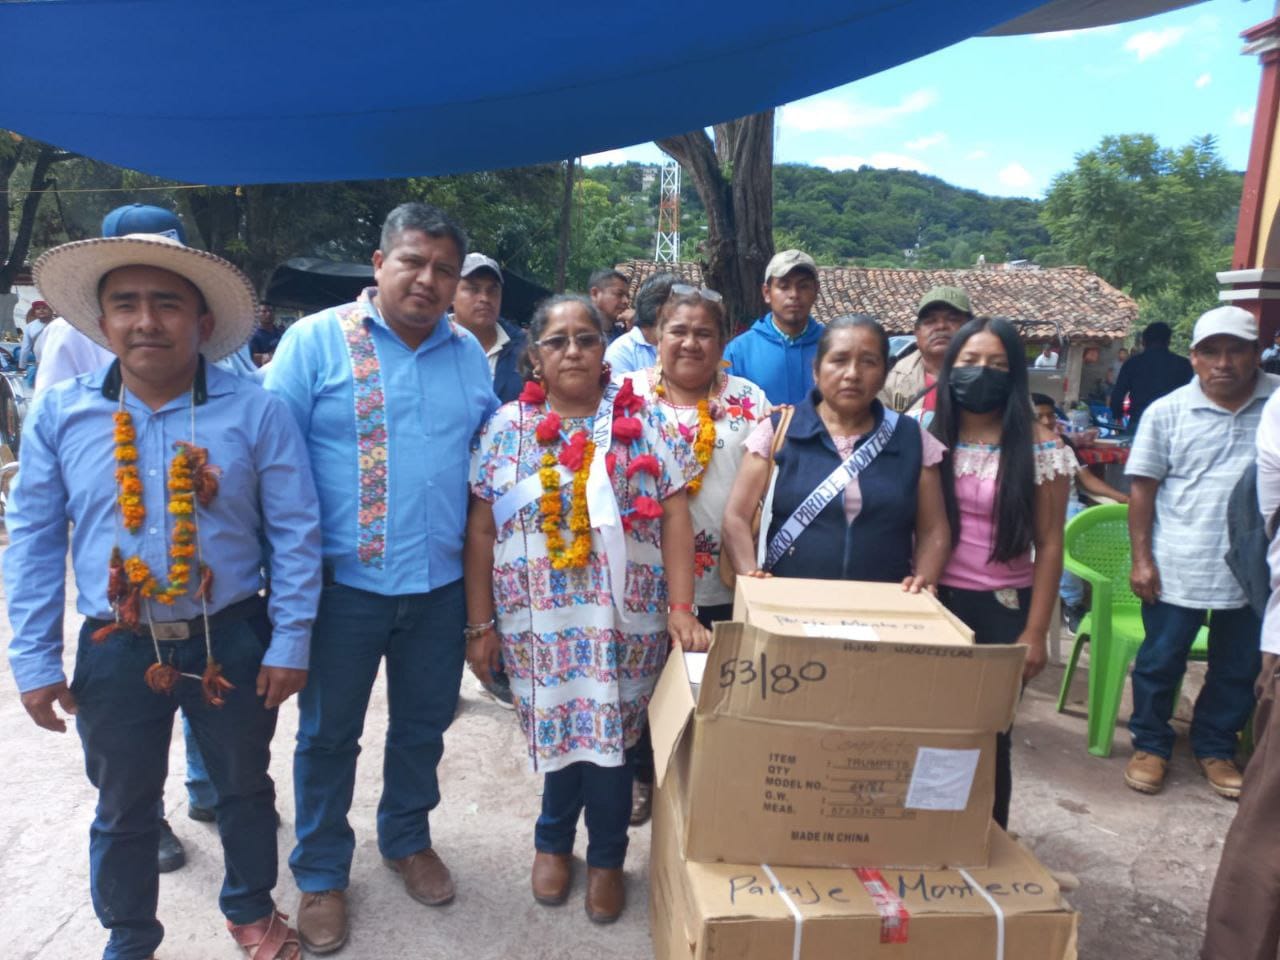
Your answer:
[654,160,680,263]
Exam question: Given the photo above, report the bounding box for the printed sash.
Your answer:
[762,409,899,571]
[338,305,390,568]
[586,382,629,620]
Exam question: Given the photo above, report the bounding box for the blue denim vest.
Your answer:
[766,392,922,581]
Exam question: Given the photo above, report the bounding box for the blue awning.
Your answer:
[0,0,1205,185]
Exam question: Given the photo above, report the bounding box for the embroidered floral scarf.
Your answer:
[338,302,389,567]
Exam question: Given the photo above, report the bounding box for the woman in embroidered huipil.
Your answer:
[930,316,1073,829]
[464,294,706,923]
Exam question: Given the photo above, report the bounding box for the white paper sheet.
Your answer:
[904,747,981,811]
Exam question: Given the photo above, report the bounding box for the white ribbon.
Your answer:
[761,863,803,960]
[492,467,571,530]
[958,868,1005,960]
[586,382,629,620]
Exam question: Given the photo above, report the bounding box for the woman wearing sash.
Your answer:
[721,315,950,588]
[463,294,706,923]
[929,316,1072,829]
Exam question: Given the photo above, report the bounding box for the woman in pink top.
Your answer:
[929,317,1073,828]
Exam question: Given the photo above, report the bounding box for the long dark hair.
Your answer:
[930,316,1036,564]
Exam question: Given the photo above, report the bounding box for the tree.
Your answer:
[657,111,775,329]
[1040,134,1240,337]
[1,135,73,334]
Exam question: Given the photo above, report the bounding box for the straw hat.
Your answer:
[32,234,257,362]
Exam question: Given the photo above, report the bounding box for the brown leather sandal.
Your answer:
[228,910,302,959]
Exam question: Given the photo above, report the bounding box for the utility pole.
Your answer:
[654,159,680,263]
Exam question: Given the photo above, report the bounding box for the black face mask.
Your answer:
[949,365,1012,414]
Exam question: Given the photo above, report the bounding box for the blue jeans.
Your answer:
[183,715,217,810]
[72,610,281,960]
[1131,601,1261,760]
[290,579,465,892]
[1060,498,1085,607]
[535,762,632,869]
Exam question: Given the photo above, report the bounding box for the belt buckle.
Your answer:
[150,620,191,641]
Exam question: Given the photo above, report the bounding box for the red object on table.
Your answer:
[1076,445,1129,466]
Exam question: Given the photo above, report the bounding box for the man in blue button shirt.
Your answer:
[6,233,322,960]
[722,249,824,405]
[266,203,498,954]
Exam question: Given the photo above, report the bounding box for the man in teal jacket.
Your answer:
[723,249,823,405]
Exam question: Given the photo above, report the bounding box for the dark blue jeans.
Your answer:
[183,715,217,809]
[72,611,280,960]
[1132,601,1261,760]
[535,761,632,869]
[290,579,465,893]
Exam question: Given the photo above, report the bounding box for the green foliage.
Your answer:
[1041,134,1241,342]
[771,164,1050,267]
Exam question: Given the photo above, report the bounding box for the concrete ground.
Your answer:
[1,561,1240,959]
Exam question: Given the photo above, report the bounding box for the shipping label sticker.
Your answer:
[802,623,880,642]
[903,747,981,811]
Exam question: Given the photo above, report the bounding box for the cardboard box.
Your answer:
[650,579,1026,869]
[651,781,1079,960]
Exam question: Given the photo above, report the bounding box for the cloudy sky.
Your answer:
[584,0,1264,198]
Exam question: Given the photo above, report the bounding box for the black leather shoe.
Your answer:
[188,804,216,823]
[157,819,186,873]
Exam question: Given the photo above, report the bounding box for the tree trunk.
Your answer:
[657,110,774,333]
[554,158,573,293]
[0,142,58,295]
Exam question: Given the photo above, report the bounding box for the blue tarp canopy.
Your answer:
[0,0,1205,185]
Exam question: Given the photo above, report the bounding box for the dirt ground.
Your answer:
[1,560,1237,959]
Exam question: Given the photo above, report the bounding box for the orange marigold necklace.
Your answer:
[653,364,718,496]
[101,387,230,704]
[534,407,595,570]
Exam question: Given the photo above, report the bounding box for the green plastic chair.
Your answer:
[1055,503,1209,757]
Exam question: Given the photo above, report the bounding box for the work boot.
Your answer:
[297,889,347,955]
[1197,757,1243,799]
[630,780,653,826]
[585,866,625,923]
[187,803,216,823]
[1123,751,1168,794]
[385,848,455,906]
[157,819,186,873]
[531,851,573,905]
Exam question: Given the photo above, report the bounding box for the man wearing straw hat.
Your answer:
[4,233,322,960]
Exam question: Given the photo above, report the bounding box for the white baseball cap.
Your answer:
[1190,305,1258,348]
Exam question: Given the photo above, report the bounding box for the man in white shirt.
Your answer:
[1033,343,1059,369]
[450,253,524,404]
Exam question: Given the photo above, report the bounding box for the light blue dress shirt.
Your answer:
[4,360,323,693]
[264,290,498,596]
[604,325,658,375]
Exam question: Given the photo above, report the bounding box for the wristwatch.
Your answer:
[668,602,699,616]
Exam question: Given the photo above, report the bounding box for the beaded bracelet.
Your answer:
[463,619,495,640]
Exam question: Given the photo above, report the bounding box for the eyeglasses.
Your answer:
[671,283,724,303]
[535,332,605,353]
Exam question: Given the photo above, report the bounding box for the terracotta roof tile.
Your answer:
[617,261,1136,341]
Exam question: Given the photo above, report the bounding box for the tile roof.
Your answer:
[616,260,1136,341]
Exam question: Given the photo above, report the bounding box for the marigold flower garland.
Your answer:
[653,366,719,495]
[520,377,664,564]
[100,390,229,705]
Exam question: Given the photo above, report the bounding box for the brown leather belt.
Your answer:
[86,594,266,642]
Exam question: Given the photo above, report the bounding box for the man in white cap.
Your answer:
[1124,305,1277,799]
[723,249,823,405]
[5,233,322,960]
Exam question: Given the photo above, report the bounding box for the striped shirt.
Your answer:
[1127,372,1280,609]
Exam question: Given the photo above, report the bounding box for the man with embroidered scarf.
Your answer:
[266,202,498,953]
[5,234,321,960]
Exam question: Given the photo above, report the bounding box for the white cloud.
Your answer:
[1195,73,1212,89]
[967,149,989,161]
[815,153,931,174]
[1124,26,1187,62]
[780,89,937,133]
[582,149,630,166]
[905,132,947,151]
[1234,107,1256,127]
[998,163,1034,190]
[1032,24,1119,41]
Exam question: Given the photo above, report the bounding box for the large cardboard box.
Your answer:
[650,579,1025,869]
[651,780,1078,960]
